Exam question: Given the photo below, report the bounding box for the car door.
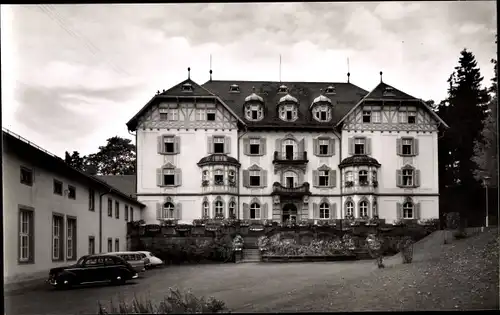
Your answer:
[103,256,118,280]
[82,257,104,282]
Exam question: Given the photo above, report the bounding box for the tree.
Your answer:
[472,47,498,187]
[86,136,136,175]
[64,151,86,172]
[436,49,490,217]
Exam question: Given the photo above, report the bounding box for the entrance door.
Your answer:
[282,203,298,223]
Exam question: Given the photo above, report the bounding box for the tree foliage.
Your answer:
[63,136,136,175]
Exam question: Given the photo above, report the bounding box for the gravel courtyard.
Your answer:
[5,228,498,314]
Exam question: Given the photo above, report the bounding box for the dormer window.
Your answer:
[325,86,336,95]
[245,104,263,121]
[181,83,193,92]
[229,84,240,93]
[383,87,395,97]
[279,104,298,122]
[278,85,288,94]
[312,105,331,122]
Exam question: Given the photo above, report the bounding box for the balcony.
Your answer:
[273,151,308,164]
[271,182,311,197]
[343,180,378,194]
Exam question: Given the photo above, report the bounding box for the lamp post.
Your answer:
[483,176,491,228]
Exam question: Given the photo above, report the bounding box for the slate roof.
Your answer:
[339,155,381,168]
[201,80,368,129]
[197,154,241,167]
[95,175,136,197]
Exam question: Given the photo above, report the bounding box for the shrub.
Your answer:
[453,230,468,240]
[366,234,384,268]
[97,288,229,314]
[399,236,414,264]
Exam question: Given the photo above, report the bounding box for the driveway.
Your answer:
[4,260,379,314]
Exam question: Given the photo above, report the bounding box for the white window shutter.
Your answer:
[313,203,319,219]
[329,138,335,156]
[299,138,305,153]
[156,202,162,220]
[262,203,268,219]
[330,170,337,188]
[313,170,319,187]
[225,136,231,154]
[413,138,419,156]
[174,168,182,186]
[243,138,250,155]
[332,203,337,219]
[396,138,402,155]
[414,170,421,187]
[275,138,282,153]
[207,136,213,154]
[261,170,268,187]
[260,138,267,155]
[176,203,182,219]
[396,170,402,187]
[174,136,181,154]
[348,138,353,155]
[157,136,163,154]
[156,168,163,187]
[243,203,249,219]
[397,203,403,220]
[366,138,372,155]
[313,138,319,156]
[243,170,250,187]
[415,203,421,219]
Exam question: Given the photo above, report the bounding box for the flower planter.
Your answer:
[261,255,357,263]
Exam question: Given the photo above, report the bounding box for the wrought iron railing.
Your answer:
[271,182,311,195]
[273,151,308,162]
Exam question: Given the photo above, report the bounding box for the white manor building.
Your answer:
[126,69,449,225]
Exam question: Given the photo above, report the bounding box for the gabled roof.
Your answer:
[2,129,145,207]
[336,82,449,128]
[202,80,368,129]
[95,175,136,197]
[126,78,246,131]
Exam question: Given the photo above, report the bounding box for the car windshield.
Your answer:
[76,256,86,265]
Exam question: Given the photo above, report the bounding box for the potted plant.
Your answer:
[373,180,379,188]
[214,179,224,186]
[228,179,236,187]
[359,181,369,186]
[202,180,209,187]
[345,181,354,188]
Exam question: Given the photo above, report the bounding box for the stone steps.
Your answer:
[240,248,261,263]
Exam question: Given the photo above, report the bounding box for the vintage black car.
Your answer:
[47,254,138,289]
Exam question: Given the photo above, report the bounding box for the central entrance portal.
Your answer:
[282,203,298,223]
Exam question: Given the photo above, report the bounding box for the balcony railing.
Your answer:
[271,182,311,197]
[273,151,308,163]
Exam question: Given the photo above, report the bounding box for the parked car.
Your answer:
[104,251,149,272]
[137,251,164,268]
[47,254,138,290]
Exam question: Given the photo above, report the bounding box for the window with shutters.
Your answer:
[214,201,224,218]
[402,138,413,155]
[163,169,175,186]
[202,201,210,218]
[163,136,175,153]
[319,203,330,219]
[52,215,64,261]
[214,169,224,186]
[319,140,329,155]
[19,208,34,263]
[345,201,354,217]
[354,138,366,155]
[359,200,369,217]
[403,202,414,219]
[213,137,225,153]
[362,110,372,123]
[162,202,175,219]
[249,139,261,155]
[249,170,261,187]
[319,170,329,187]
[397,166,419,188]
[359,170,368,186]
[250,203,261,219]
[207,109,216,121]
[107,238,113,252]
[107,198,112,217]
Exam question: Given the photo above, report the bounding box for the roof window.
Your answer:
[181,83,193,92]
[229,84,240,93]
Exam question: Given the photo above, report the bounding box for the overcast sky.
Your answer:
[1,2,497,157]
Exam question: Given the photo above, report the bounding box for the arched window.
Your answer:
[214,200,224,218]
[250,203,261,219]
[358,170,368,185]
[359,200,368,217]
[373,201,378,217]
[403,202,414,219]
[345,201,354,217]
[202,201,210,218]
[163,202,175,219]
[214,169,224,186]
[319,203,330,219]
[283,170,298,188]
[228,201,236,219]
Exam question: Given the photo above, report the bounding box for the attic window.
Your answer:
[278,85,288,94]
[182,83,193,92]
[383,87,395,97]
[325,86,336,95]
[229,84,240,93]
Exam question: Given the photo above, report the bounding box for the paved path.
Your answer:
[5,229,498,314]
